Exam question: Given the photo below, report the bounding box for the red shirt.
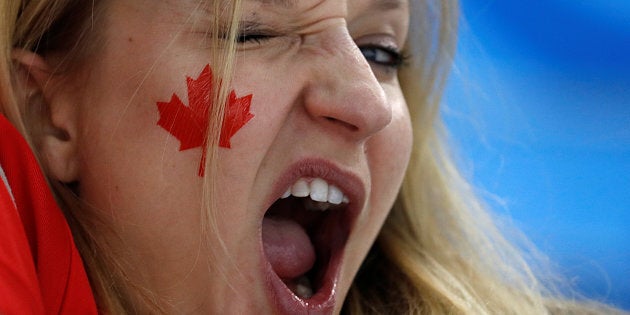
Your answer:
[0,115,97,314]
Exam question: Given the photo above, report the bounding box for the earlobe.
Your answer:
[11,49,79,183]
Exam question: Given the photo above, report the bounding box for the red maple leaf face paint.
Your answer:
[156,65,254,176]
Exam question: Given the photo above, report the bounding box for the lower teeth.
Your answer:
[304,198,331,211]
[293,275,314,299]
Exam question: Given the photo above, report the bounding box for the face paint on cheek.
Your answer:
[156,64,254,176]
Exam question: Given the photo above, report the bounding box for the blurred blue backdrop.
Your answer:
[443,0,629,309]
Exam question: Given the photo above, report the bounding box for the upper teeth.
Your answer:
[281,178,350,205]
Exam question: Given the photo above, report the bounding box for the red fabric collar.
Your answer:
[0,115,97,314]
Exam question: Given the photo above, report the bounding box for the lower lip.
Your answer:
[261,225,346,315]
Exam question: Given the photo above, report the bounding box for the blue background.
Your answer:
[443,0,629,309]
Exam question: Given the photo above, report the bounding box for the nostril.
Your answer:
[324,116,359,132]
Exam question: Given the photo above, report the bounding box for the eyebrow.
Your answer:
[373,0,405,11]
[247,0,405,10]
[247,0,297,8]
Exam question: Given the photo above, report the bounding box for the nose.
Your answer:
[302,26,392,142]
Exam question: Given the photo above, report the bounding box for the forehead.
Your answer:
[163,0,408,20]
[153,0,409,35]
[249,0,297,6]
[247,0,406,8]
[244,0,408,13]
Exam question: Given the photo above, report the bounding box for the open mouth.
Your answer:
[262,177,353,313]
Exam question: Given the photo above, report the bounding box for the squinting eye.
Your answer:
[359,45,407,69]
[236,33,273,44]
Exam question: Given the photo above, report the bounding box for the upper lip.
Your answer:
[260,157,367,313]
[264,158,366,214]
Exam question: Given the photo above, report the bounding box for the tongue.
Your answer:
[262,217,316,279]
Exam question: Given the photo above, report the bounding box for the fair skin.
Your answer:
[20,0,411,313]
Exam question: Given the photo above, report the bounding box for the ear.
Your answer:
[12,49,79,183]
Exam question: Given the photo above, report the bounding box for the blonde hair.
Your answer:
[345,1,622,314]
[0,0,624,314]
[2,0,244,312]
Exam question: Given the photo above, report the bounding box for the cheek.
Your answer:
[365,99,412,220]
[76,90,203,227]
[155,64,255,176]
[74,65,208,224]
[370,98,413,178]
[341,102,412,296]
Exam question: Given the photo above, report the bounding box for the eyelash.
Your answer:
[236,33,273,44]
[359,45,409,69]
[236,33,409,69]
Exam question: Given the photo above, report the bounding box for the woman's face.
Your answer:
[65,0,411,313]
